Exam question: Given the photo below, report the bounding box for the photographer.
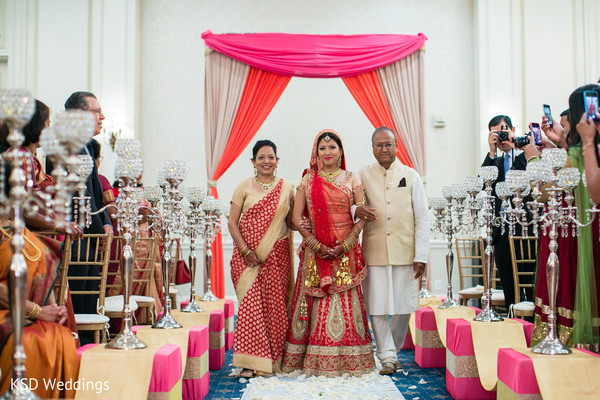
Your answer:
[481,115,536,313]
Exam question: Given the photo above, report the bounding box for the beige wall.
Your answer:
[2,0,599,300]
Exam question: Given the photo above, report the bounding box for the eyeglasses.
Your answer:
[373,143,395,150]
[87,108,104,116]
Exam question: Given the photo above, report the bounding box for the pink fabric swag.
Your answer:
[202,30,427,78]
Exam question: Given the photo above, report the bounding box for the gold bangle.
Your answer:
[582,142,594,154]
[25,303,41,320]
[314,243,321,253]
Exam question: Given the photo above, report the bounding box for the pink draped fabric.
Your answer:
[202,30,427,78]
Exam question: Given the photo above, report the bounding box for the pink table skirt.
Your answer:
[182,325,210,400]
[155,308,225,371]
[209,309,225,370]
[497,348,542,399]
[445,318,534,400]
[178,299,234,352]
[414,306,445,368]
[223,299,234,351]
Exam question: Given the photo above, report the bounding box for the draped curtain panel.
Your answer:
[378,51,426,177]
[204,51,249,298]
[202,30,428,298]
[341,71,414,168]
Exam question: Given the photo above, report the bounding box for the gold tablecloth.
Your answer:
[515,348,600,400]
[470,319,526,390]
[75,342,163,400]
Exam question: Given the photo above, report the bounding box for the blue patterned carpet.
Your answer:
[205,346,452,400]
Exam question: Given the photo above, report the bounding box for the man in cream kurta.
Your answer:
[357,127,430,375]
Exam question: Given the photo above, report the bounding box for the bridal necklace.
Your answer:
[256,176,276,192]
[319,168,342,183]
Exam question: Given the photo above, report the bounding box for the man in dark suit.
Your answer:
[481,115,528,312]
[65,92,114,316]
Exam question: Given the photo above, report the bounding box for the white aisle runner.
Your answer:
[240,371,405,400]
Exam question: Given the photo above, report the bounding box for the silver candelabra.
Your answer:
[0,90,94,399]
[147,160,187,329]
[429,183,471,309]
[105,139,147,350]
[199,197,228,302]
[181,187,206,312]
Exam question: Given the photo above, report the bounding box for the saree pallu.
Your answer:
[231,180,294,373]
[532,149,600,350]
[0,229,78,398]
[282,171,374,377]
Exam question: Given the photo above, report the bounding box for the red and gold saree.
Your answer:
[282,131,374,377]
[230,178,295,373]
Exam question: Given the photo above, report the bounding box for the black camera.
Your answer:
[513,134,531,149]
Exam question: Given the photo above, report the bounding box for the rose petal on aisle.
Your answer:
[241,371,404,400]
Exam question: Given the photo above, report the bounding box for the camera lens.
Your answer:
[513,136,530,148]
[498,131,509,142]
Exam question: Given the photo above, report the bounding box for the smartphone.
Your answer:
[583,90,600,124]
[529,122,542,146]
[543,104,553,127]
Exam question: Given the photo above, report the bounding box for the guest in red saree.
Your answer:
[282,130,375,377]
[228,140,295,377]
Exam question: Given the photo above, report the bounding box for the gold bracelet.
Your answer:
[314,243,321,253]
[25,303,41,320]
[582,142,595,154]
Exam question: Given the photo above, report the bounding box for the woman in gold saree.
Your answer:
[228,140,295,377]
[282,130,375,377]
[0,225,79,398]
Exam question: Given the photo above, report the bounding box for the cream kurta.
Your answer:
[359,159,430,315]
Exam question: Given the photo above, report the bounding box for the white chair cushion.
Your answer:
[169,287,178,295]
[75,314,110,324]
[458,285,484,295]
[491,292,505,302]
[104,295,139,313]
[513,301,534,311]
[131,295,155,304]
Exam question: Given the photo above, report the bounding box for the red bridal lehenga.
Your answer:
[230,178,295,373]
[282,151,375,377]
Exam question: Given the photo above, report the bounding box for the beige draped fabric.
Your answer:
[204,50,250,179]
[377,51,426,178]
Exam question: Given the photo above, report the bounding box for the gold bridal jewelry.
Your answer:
[256,176,276,192]
[319,168,342,183]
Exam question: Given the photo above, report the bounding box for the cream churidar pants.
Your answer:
[363,265,419,364]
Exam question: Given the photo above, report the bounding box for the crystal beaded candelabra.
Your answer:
[181,187,206,312]
[105,139,147,349]
[151,160,187,329]
[39,111,96,229]
[200,197,228,302]
[472,165,504,322]
[430,184,470,309]
[0,90,39,400]
[0,90,93,399]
